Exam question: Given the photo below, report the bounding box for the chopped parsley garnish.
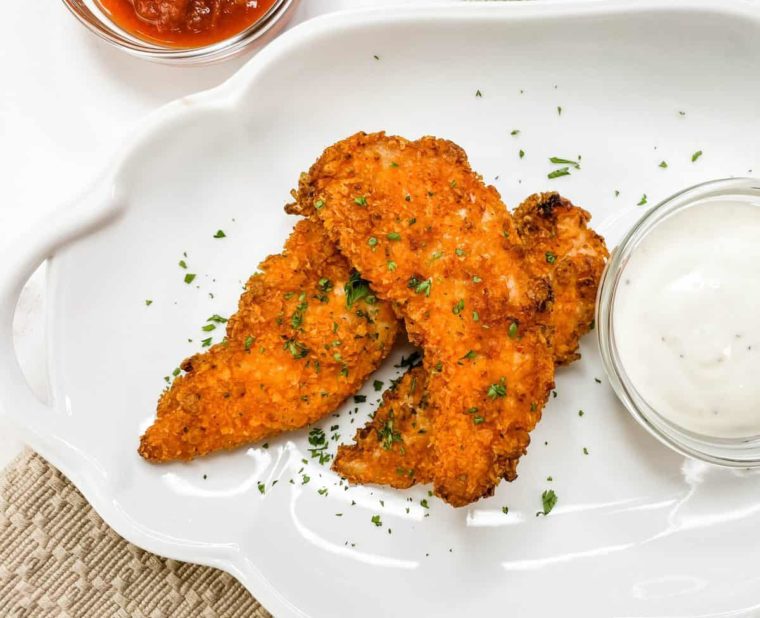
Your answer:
[508,322,519,338]
[373,379,384,392]
[461,350,477,361]
[244,335,254,351]
[302,475,310,485]
[455,248,465,257]
[179,260,187,269]
[450,179,457,188]
[637,194,648,206]
[692,150,703,162]
[547,167,571,179]
[371,515,382,527]
[536,489,557,516]
[390,161,399,168]
[430,250,443,261]
[201,324,216,332]
[396,351,422,368]
[583,447,589,455]
[413,278,432,296]
[145,299,153,306]
[207,314,228,324]
[213,229,226,238]
[475,89,483,97]
[354,395,367,403]
[378,413,402,450]
[420,499,429,509]
[502,506,509,515]
[473,415,485,425]
[614,190,620,197]
[314,199,325,210]
[354,195,367,206]
[387,261,397,272]
[487,377,507,399]
[184,273,196,284]
[201,337,213,348]
[386,232,401,241]
[510,129,520,136]
[549,156,580,169]
[308,427,331,464]
[368,237,378,247]
[291,293,308,330]
[452,299,465,315]
[678,110,686,116]
[578,409,584,417]
[257,482,265,494]
[557,105,562,115]
[472,311,480,321]
[659,161,668,168]
[472,276,482,283]
[344,270,373,308]
[172,368,181,377]
[519,149,525,159]
[284,338,309,359]
[318,278,333,292]
[545,251,557,264]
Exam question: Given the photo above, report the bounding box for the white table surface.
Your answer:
[0,0,457,470]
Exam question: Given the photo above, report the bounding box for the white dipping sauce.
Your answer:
[614,199,760,438]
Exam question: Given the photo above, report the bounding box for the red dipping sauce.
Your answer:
[97,0,278,48]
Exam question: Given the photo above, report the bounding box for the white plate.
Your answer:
[3,2,760,616]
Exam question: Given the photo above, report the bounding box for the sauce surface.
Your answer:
[97,0,277,48]
[614,199,760,438]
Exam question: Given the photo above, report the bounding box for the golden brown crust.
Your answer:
[300,132,555,506]
[138,219,399,462]
[332,192,608,495]
[514,192,608,364]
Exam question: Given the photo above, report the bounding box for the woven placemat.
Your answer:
[0,449,272,618]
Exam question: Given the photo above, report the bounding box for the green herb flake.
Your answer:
[452,299,465,315]
[368,236,378,248]
[184,273,197,284]
[413,278,432,297]
[508,322,519,338]
[519,149,525,159]
[583,447,589,455]
[536,489,558,516]
[473,415,485,425]
[578,409,584,417]
[314,199,325,210]
[472,311,480,321]
[510,129,520,136]
[354,395,367,403]
[378,413,402,450]
[387,261,397,272]
[461,350,477,361]
[390,161,399,168]
[284,338,309,359]
[178,260,187,269]
[549,156,580,169]
[354,195,368,206]
[207,314,228,324]
[371,515,382,527]
[145,299,153,306]
[244,335,254,351]
[472,276,482,283]
[637,194,648,206]
[201,324,216,332]
[373,379,384,392]
[318,278,333,292]
[692,150,703,162]
[344,270,372,308]
[548,167,571,179]
[257,482,265,494]
[387,232,401,241]
[455,248,465,257]
[659,161,668,169]
[502,506,509,515]
[557,106,563,115]
[545,251,557,264]
[475,89,483,97]
[420,499,430,509]
[213,230,226,239]
[201,337,213,348]
[614,190,620,197]
[487,377,507,399]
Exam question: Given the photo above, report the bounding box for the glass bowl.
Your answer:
[596,177,760,467]
[61,0,300,64]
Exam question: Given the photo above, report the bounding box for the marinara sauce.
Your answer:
[97,0,278,48]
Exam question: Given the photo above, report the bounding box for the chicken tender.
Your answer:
[139,219,399,462]
[333,193,608,490]
[291,132,556,506]
[515,192,608,364]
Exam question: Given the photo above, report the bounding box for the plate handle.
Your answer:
[0,180,122,435]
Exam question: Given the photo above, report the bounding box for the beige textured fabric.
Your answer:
[0,450,271,618]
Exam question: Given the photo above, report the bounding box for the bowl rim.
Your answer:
[60,0,297,64]
[596,176,760,466]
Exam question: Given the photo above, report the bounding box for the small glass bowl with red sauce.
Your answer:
[63,0,300,64]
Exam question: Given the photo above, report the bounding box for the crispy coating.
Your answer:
[333,193,608,490]
[138,219,399,462]
[293,132,556,506]
[515,193,608,364]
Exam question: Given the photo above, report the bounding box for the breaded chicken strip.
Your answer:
[139,219,399,462]
[515,193,608,364]
[333,193,608,489]
[291,132,556,506]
